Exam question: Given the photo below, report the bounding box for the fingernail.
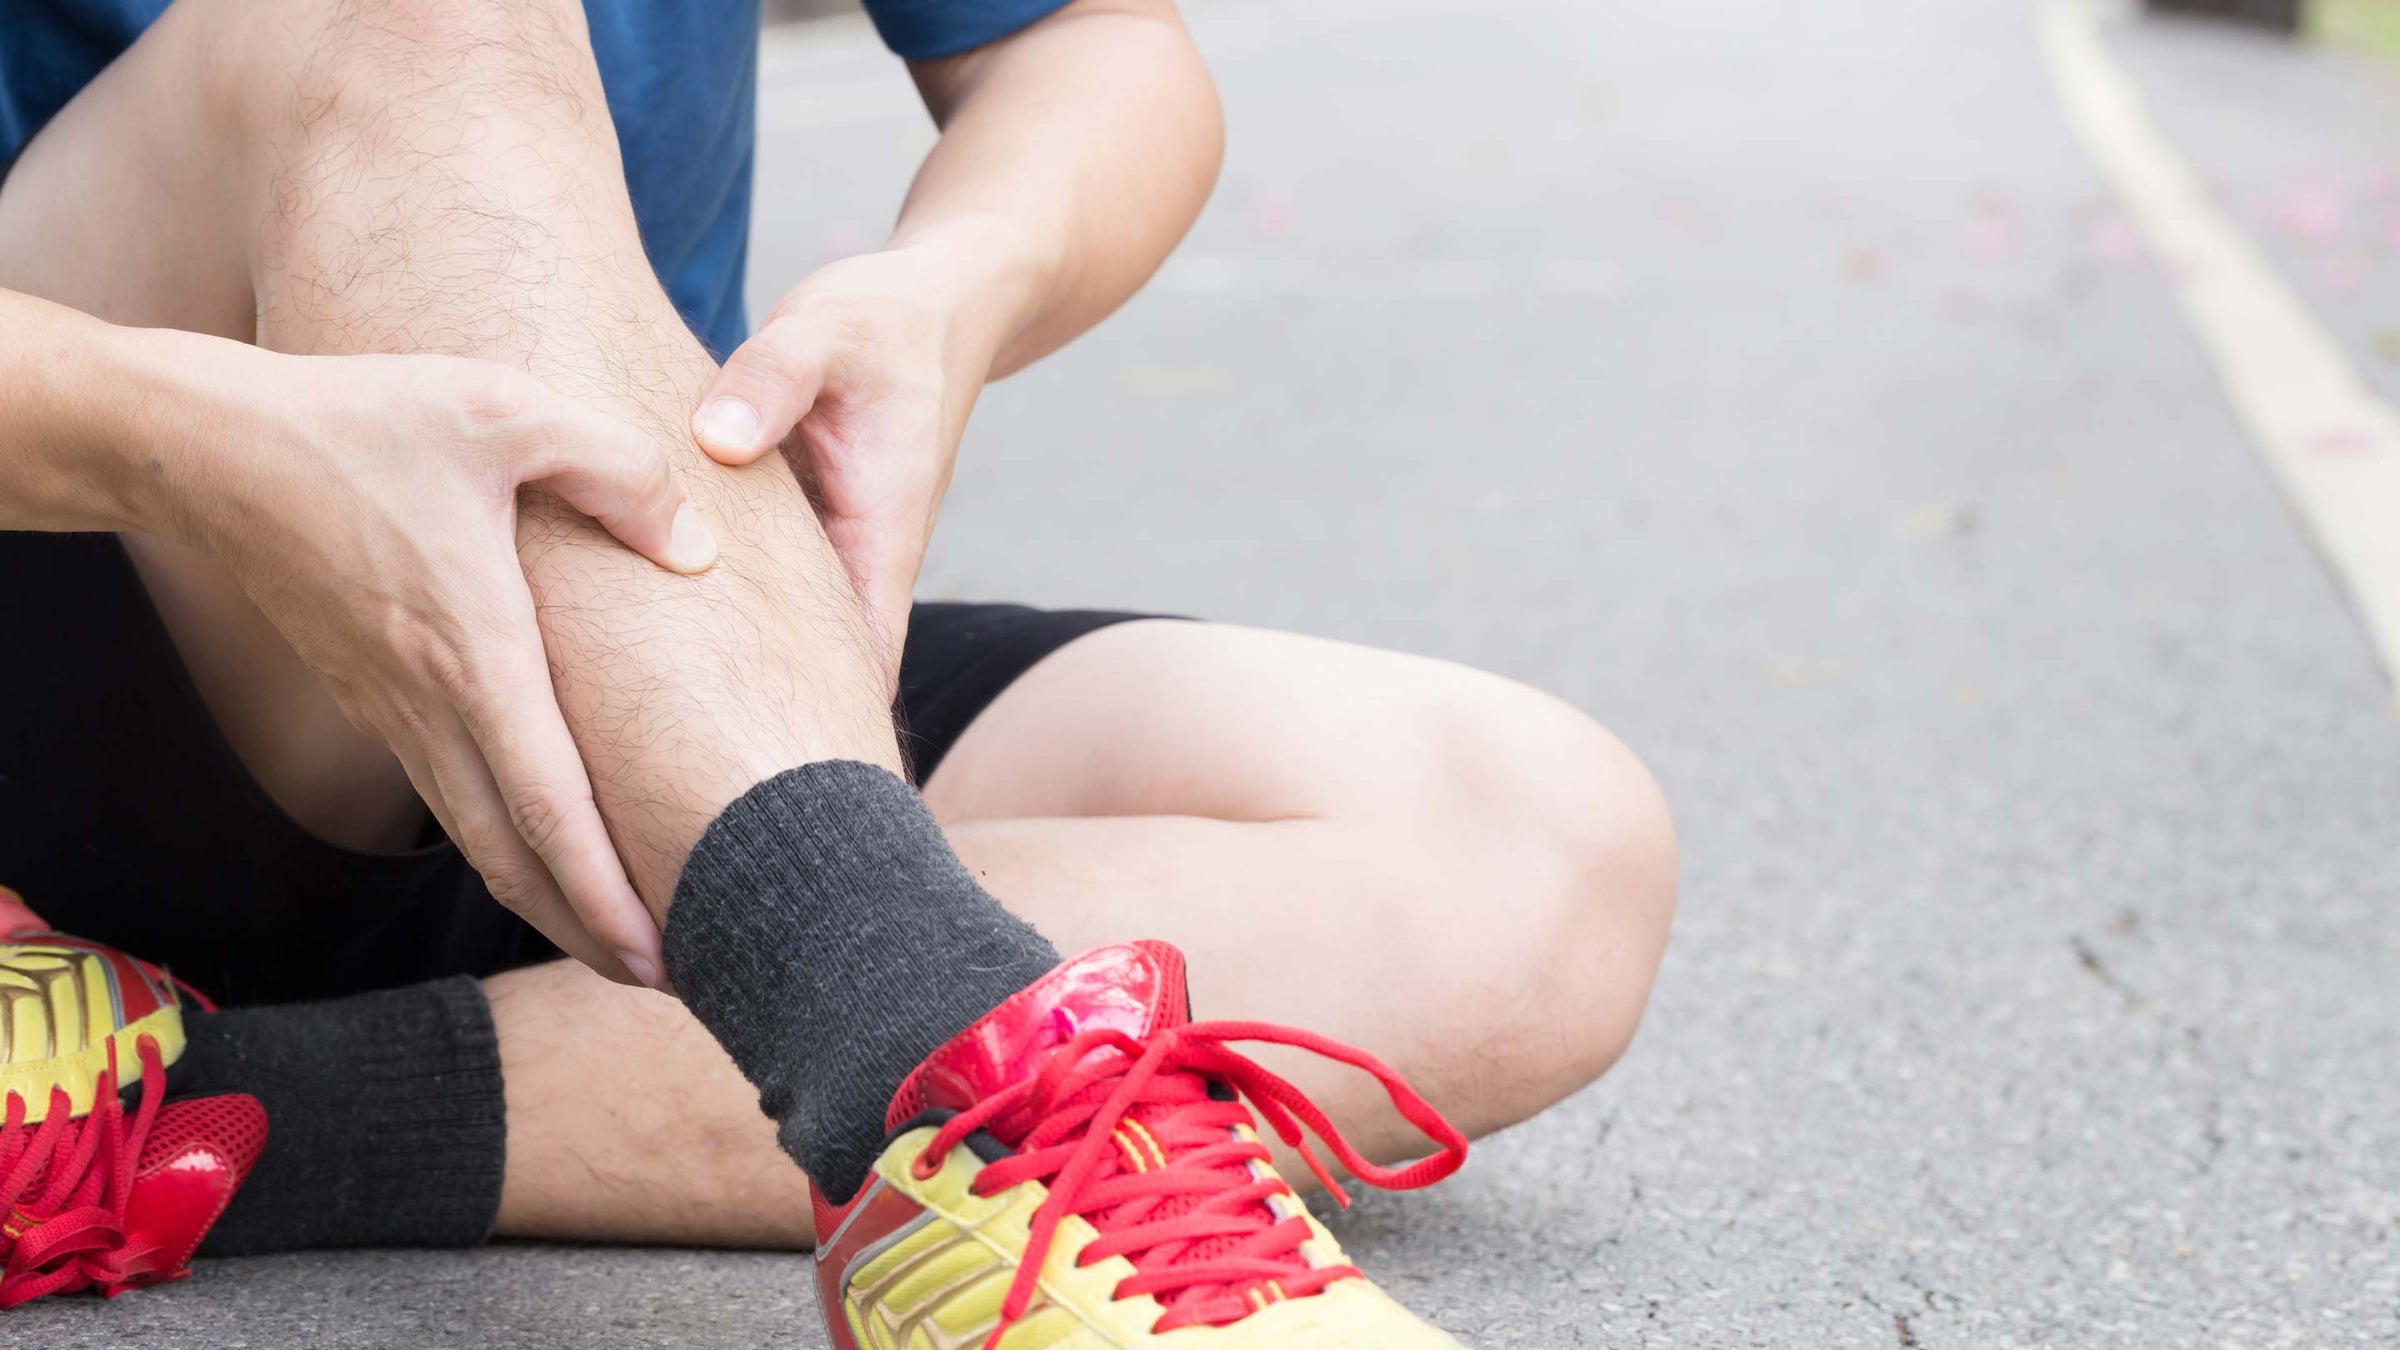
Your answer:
[668,504,718,571]
[616,948,667,992]
[695,397,759,454]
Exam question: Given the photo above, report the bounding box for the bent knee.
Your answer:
[1402,671,1678,1137]
[198,0,598,139]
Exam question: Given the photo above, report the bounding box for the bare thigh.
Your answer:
[0,0,423,854]
[0,0,896,915]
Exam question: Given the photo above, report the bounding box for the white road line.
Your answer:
[2042,1,2400,692]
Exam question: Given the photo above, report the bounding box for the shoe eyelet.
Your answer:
[909,1153,940,1181]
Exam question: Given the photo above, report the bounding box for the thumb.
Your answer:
[523,397,719,574]
[693,316,827,466]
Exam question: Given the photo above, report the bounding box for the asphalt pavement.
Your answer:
[21,1,2400,1346]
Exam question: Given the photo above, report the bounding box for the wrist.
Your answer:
[101,325,277,548]
[31,318,188,538]
[884,214,1064,377]
[0,299,189,536]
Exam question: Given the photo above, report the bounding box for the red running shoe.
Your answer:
[0,885,267,1308]
[812,941,1476,1350]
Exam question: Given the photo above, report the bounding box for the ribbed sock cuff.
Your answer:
[178,977,506,1255]
[663,761,1060,1201]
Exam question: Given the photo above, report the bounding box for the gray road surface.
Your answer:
[21,1,2400,1346]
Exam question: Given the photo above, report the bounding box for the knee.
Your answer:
[1403,673,1677,1138]
[197,0,597,139]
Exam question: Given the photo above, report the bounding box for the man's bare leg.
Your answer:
[0,0,1674,1247]
[0,0,897,908]
[239,0,905,898]
[494,624,1675,1245]
[2,0,1075,1213]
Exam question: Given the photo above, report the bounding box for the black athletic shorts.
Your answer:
[0,530,1152,1007]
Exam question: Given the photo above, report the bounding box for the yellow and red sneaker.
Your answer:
[812,941,1475,1350]
[0,886,267,1308]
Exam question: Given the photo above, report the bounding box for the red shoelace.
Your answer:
[0,1034,170,1308]
[911,1019,1469,1348]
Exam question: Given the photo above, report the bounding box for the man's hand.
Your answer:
[146,336,717,988]
[687,0,1218,664]
[690,231,1039,671]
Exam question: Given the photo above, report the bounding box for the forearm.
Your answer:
[897,0,1222,377]
[0,291,173,534]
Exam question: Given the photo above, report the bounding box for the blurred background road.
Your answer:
[28,0,2400,1346]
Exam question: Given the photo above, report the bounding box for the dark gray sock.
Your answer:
[662,760,1061,1202]
[172,978,506,1255]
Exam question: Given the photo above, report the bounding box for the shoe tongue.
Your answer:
[895,941,1189,1136]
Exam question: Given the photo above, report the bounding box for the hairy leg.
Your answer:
[493,623,1676,1244]
[489,957,815,1247]
[0,0,896,900]
[0,1,1672,1245]
[245,0,907,899]
[0,6,419,852]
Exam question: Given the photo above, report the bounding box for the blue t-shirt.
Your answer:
[0,0,1068,358]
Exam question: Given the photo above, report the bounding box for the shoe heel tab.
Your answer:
[891,941,1191,1131]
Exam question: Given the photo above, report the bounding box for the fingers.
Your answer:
[692,315,829,466]
[394,731,645,988]
[444,619,669,990]
[524,400,719,575]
